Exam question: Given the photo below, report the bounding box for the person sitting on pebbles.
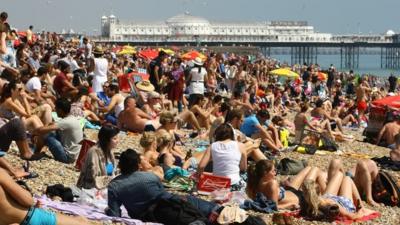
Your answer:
[0,168,91,225]
[117,96,160,132]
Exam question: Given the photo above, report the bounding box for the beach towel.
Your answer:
[37,195,161,225]
[241,192,277,213]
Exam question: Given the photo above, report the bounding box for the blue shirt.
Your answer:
[106,171,169,219]
[240,114,260,137]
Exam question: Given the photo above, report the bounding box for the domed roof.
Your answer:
[101,15,107,19]
[109,14,116,19]
[386,30,395,36]
[166,13,210,26]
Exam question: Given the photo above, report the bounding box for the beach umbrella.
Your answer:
[138,49,159,60]
[317,72,328,81]
[158,48,175,56]
[269,68,299,79]
[117,45,136,55]
[181,50,207,61]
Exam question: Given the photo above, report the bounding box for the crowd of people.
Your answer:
[0,10,399,225]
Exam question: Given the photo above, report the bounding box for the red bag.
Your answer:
[75,139,96,171]
[197,172,231,195]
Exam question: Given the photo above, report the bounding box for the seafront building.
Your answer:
[100,13,334,43]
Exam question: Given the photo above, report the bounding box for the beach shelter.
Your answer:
[269,68,300,79]
[138,49,159,60]
[181,50,207,61]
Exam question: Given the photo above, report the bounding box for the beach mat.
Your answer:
[37,195,161,225]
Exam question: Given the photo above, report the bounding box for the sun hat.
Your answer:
[193,57,204,66]
[136,80,155,92]
[93,46,104,55]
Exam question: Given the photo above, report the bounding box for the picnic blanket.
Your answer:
[37,195,161,225]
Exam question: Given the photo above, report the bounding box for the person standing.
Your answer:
[88,46,108,93]
[148,51,167,92]
[26,25,33,44]
[187,57,207,107]
[388,73,397,93]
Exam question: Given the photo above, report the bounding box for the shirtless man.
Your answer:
[376,117,400,148]
[143,91,202,132]
[356,78,371,124]
[117,96,159,132]
[0,168,89,225]
[390,133,400,161]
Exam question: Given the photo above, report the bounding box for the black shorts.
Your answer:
[0,118,26,151]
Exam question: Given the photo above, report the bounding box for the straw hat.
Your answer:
[136,80,155,92]
[93,46,104,55]
[193,57,204,66]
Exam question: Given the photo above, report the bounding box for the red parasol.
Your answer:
[372,95,400,109]
[138,49,159,60]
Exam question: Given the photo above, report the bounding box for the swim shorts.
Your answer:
[20,207,57,225]
[357,101,367,111]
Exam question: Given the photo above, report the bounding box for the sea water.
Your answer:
[270,54,400,77]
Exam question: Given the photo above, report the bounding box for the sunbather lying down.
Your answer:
[0,168,90,225]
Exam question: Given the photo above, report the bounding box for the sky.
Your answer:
[2,0,400,35]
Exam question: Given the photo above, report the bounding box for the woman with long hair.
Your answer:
[77,125,119,189]
[198,123,247,190]
[0,81,44,132]
[246,160,326,210]
[301,172,377,221]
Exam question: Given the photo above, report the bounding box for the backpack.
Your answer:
[318,134,339,151]
[148,196,208,225]
[372,170,400,207]
[276,158,308,175]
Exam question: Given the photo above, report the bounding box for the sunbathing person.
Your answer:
[246,160,327,210]
[117,96,159,132]
[375,116,400,148]
[189,95,216,130]
[390,133,400,161]
[328,158,380,207]
[301,172,377,220]
[310,99,345,136]
[0,168,90,225]
[0,81,44,132]
[140,131,159,166]
[294,102,318,143]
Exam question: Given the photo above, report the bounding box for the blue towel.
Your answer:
[241,192,277,213]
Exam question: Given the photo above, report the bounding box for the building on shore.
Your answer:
[100,13,333,43]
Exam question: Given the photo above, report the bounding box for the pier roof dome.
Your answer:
[166,13,210,26]
[386,30,395,36]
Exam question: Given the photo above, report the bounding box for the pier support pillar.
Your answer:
[381,47,400,69]
[340,46,359,69]
[290,46,318,65]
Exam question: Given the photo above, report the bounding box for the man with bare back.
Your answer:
[117,96,159,132]
[356,78,371,124]
[376,118,400,148]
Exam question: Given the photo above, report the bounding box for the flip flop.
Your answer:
[23,172,39,180]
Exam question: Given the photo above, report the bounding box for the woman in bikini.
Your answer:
[246,160,327,210]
